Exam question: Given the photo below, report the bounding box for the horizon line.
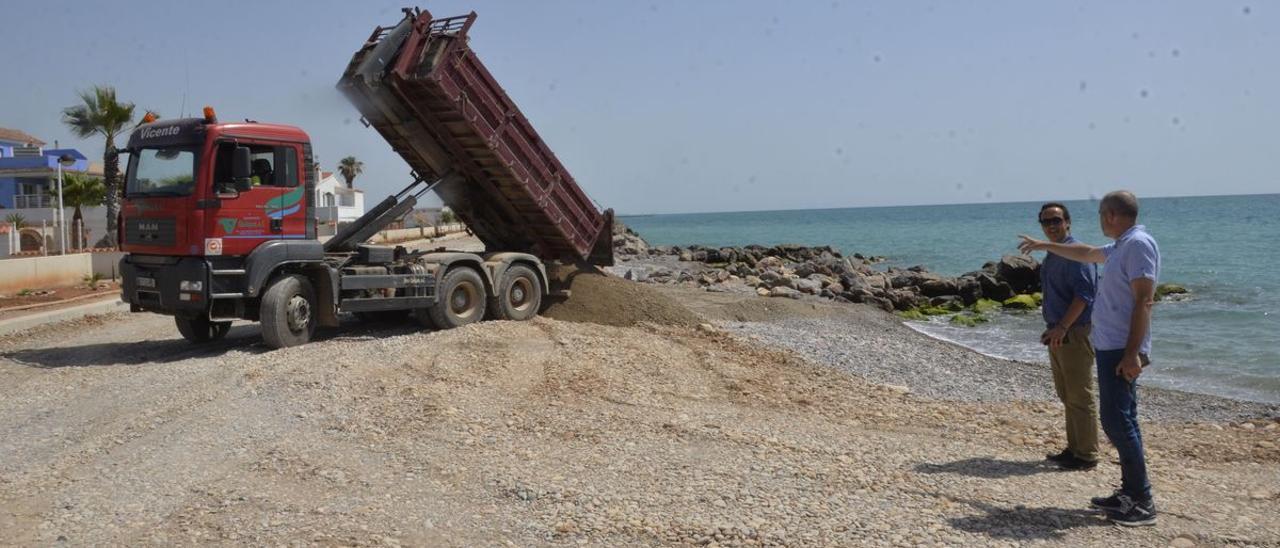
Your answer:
[616,190,1279,217]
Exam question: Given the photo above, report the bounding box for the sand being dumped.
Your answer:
[540,266,702,327]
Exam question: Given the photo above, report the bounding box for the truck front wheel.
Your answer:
[427,267,487,329]
[260,275,317,349]
[175,317,232,343]
[488,264,542,321]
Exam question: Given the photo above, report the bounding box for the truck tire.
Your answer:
[427,267,487,329]
[412,308,438,329]
[488,264,542,321]
[175,316,232,343]
[260,274,317,349]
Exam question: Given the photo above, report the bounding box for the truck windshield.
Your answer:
[126,147,198,197]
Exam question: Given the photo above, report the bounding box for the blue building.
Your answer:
[0,126,95,210]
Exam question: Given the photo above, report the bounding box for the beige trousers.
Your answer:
[1049,324,1099,462]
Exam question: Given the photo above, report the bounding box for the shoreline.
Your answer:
[902,317,1280,407]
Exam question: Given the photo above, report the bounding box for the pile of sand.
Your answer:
[540,267,702,327]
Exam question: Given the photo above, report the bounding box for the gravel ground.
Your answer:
[1,281,1277,546]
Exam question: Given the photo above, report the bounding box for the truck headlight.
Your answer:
[179,280,203,291]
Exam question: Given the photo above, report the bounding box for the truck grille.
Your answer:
[125,218,177,247]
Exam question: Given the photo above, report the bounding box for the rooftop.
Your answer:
[0,127,46,147]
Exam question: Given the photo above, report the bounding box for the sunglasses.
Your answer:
[1039,217,1065,226]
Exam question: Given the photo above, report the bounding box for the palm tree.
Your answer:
[61,172,105,248]
[4,213,26,230]
[337,156,364,189]
[62,85,135,246]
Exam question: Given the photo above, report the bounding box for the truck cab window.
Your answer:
[249,150,275,186]
[213,143,294,188]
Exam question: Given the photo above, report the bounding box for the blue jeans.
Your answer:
[1096,349,1152,501]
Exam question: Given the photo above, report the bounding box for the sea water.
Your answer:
[622,194,1280,403]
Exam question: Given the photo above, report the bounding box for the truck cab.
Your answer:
[119,110,325,339]
[120,109,553,349]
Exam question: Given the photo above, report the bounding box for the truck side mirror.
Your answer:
[231,146,253,191]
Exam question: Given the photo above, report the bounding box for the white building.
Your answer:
[314,169,365,232]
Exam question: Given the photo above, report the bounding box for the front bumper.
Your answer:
[119,255,211,317]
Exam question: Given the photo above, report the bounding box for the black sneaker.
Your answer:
[1107,497,1157,527]
[1090,489,1126,512]
[1057,454,1098,471]
[1046,449,1074,463]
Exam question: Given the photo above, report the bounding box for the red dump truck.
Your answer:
[117,8,613,348]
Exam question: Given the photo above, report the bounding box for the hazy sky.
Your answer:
[2,1,1275,214]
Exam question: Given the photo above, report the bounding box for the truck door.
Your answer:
[208,142,289,256]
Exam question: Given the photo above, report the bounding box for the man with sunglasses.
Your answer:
[1033,202,1099,472]
[1019,191,1161,527]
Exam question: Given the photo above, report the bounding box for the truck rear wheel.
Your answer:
[427,267,487,329]
[175,317,232,343]
[261,275,317,349]
[488,264,542,321]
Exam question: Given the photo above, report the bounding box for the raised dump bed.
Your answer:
[339,8,613,265]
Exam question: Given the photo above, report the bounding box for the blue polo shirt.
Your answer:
[1040,235,1096,328]
[1091,225,1161,353]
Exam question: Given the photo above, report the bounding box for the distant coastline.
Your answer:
[617,191,1280,218]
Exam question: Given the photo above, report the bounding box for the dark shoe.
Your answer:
[1107,496,1157,527]
[1090,489,1126,512]
[1046,449,1074,463]
[1057,454,1098,471]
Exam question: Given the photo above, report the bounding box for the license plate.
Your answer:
[137,277,156,288]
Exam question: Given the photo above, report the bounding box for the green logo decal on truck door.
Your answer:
[218,218,238,234]
[262,186,306,219]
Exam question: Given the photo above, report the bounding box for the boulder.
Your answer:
[840,273,871,293]
[890,271,924,289]
[678,249,694,262]
[744,275,763,287]
[843,289,875,304]
[756,287,771,297]
[996,254,1040,293]
[866,273,891,290]
[1156,283,1189,301]
[770,286,802,299]
[757,256,785,270]
[794,278,823,295]
[886,289,922,311]
[1001,294,1038,310]
[868,296,895,312]
[793,262,818,278]
[971,298,1002,314]
[928,295,965,311]
[976,272,1016,301]
[955,276,982,304]
[759,270,789,288]
[918,276,960,298]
